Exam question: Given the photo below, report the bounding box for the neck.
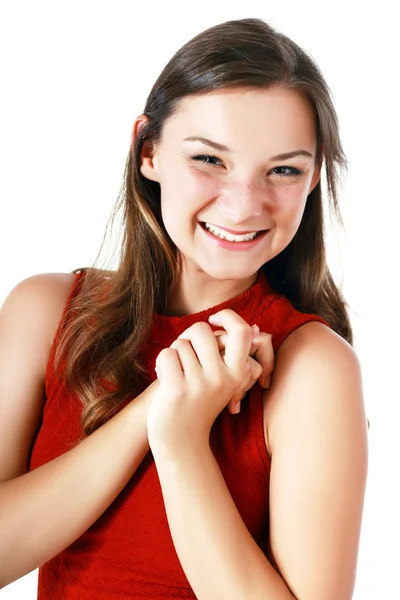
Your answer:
[166,269,258,317]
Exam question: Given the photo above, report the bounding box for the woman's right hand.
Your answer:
[152,322,275,416]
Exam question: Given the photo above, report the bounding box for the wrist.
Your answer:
[121,379,159,431]
[150,431,211,464]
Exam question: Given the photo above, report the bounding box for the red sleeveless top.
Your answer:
[29,269,329,599]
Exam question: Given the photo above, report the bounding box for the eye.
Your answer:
[270,166,302,178]
[191,155,223,166]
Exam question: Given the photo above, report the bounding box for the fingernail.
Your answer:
[234,401,241,414]
[251,324,260,336]
[264,375,272,388]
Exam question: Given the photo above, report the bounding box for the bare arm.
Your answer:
[0,275,276,589]
[265,322,369,599]
[0,274,153,588]
[150,320,368,600]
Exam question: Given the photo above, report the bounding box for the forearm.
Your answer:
[152,442,295,600]
[0,380,156,589]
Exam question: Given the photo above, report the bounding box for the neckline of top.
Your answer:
[152,270,276,325]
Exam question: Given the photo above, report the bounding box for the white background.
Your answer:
[1,1,398,598]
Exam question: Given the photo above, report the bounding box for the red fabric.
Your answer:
[29,269,329,599]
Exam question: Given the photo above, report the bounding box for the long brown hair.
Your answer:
[55,18,353,437]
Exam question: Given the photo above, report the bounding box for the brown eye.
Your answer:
[271,166,301,177]
[192,155,222,166]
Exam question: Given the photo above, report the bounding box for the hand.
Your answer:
[147,309,274,453]
[214,324,274,414]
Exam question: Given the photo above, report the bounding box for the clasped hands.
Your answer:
[147,309,275,453]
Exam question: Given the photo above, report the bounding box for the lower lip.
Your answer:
[200,223,270,251]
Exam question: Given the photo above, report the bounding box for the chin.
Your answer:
[197,263,260,282]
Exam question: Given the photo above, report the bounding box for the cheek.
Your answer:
[187,169,224,201]
[270,183,309,223]
[160,170,223,236]
[163,165,222,201]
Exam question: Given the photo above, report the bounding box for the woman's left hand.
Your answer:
[147,309,274,454]
[214,323,274,414]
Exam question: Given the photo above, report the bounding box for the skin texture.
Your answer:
[139,87,368,599]
[0,276,273,588]
[139,86,321,315]
[0,87,368,598]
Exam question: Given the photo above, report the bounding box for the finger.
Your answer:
[230,356,261,397]
[177,321,222,373]
[155,347,184,386]
[226,392,245,414]
[226,356,262,414]
[213,324,259,354]
[245,355,263,390]
[249,332,275,388]
[208,309,252,374]
[213,329,226,354]
[169,337,202,378]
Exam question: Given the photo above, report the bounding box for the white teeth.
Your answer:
[204,222,258,242]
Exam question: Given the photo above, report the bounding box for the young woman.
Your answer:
[0,17,368,600]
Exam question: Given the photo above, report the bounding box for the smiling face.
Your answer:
[140,86,321,297]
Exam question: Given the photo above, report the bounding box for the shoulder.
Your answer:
[4,271,77,299]
[2,272,78,314]
[0,272,79,481]
[3,272,78,314]
[1,272,78,375]
[262,322,368,598]
[264,320,366,456]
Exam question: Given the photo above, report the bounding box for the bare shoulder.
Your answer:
[263,321,365,456]
[0,272,77,481]
[5,271,77,301]
[3,272,77,307]
[262,321,368,599]
[1,272,77,364]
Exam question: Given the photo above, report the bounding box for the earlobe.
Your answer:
[140,153,160,182]
[132,115,160,183]
[309,157,323,194]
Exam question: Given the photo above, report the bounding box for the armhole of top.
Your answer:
[252,382,272,476]
[271,314,330,354]
[44,270,87,401]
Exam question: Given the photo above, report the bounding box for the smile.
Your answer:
[203,222,263,242]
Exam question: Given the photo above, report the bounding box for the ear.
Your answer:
[132,115,160,182]
[308,154,323,194]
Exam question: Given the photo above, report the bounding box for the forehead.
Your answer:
[162,87,317,152]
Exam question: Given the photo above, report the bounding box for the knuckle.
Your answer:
[261,358,275,372]
[250,359,262,374]
[211,373,225,390]
[171,338,191,350]
[255,365,263,380]
[215,308,232,318]
[259,331,273,339]
[158,347,175,359]
[237,323,252,341]
[252,351,274,370]
[156,347,176,369]
[192,321,212,334]
[230,372,243,388]
[237,322,250,333]
[258,332,274,346]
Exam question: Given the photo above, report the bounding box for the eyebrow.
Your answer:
[183,136,314,161]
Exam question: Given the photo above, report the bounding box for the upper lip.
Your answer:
[203,222,269,234]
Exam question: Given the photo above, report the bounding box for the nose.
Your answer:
[215,179,265,224]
